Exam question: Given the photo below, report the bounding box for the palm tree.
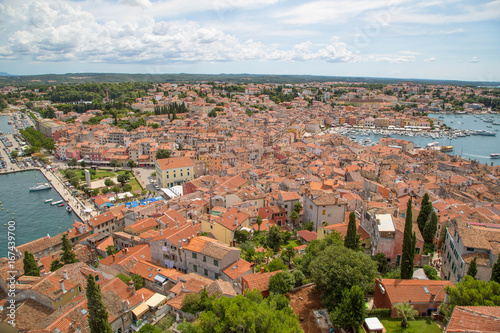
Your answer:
[256,216,263,232]
[290,210,299,228]
[395,303,419,328]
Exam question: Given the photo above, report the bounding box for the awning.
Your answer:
[145,293,168,308]
[154,274,168,284]
[131,302,149,318]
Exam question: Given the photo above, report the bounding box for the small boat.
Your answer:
[51,200,63,206]
[44,198,53,203]
[440,146,454,152]
[58,203,65,207]
[66,206,72,213]
[491,153,500,159]
[29,183,52,191]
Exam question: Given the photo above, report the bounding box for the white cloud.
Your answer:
[424,57,436,62]
[430,28,465,35]
[399,50,422,55]
[118,0,152,9]
[470,57,479,63]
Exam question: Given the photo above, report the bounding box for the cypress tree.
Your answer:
[467,257,478,278]
[61,233,77,265]
[423,211,438,245]
[490,256,500,283]
[417,193,432,233]
[86,274,113,333]
[344,212,360,250]
[401,198,415,279]
[23,251,40,277]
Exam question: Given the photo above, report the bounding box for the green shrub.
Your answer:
[366,308,392,318]
[424,265,441,280]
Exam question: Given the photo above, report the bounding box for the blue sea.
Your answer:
[0,170,80,258]
[352,113,500,166]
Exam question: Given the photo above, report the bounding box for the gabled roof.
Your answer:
[446,306,500,332]
[222,258,253,280]
[182,236,239,260]
[378,278,453,304]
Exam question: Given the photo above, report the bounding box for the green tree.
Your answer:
[293,202,302,214]
[310,245,377,310]
[268,271,295,295]
[302,220,314,231]
[86,274,113,333]
[256,215,263,232]
[374,253,388,274]
[267,258,287,272]
[282,244,295,267]
[50,259,64,272]
[444,275,500,315]
[10,150,18,159]
[191,290,302,333]
[330,285,365,331]
[104,178,114,186]
[106,245,118,256]
[123,184,132,192]
[132,274,145,289]
[395,303,419,328]
[67,158,77,167]
[61,233,77,264]
[467,257,478,278]
[137,324,162,333]
[116,273,131,284]
[181,288,212,314]
[109,159,120,171]
[80,160,87,168]
[127,159,136,170]
[401,198,416,279]
[417,193,432,233]
[117,173,130,186]
[491,256,500,283]
[23,251,40,277]
[208,109,217,117]
[423,211,438,246]
[290,210,299,228]
[344,212,360,250]
[156,149,170,160]
[266,225,286,252]
[111,186,121,193]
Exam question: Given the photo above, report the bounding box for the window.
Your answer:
[203,256,206,262]
[415,248,421,254]
[214,260,219,267]
[192,253,197,259]
[215,273,219,279]
[193,265,197,272]
[396,255,401,264]
[322,210,326,215]
[204,269,208,276]
[466,247,474,252]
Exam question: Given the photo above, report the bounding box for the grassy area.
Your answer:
[64,168,116,181]
[128,178,143,192]
[381,318,442,333]
[285,239,301,248]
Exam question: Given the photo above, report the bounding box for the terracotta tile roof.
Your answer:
[297,230,318,242]
[156,156,193,170]
[446,306,500,332]
[0,299,53,331]
[130,260,184,282]
[379,279,454,304]
[183,236,239,260]
[222,258,253,280]
[206,279,237,298]
[99,244,150,266]
[170,274,211,296]
[243,270,281,292]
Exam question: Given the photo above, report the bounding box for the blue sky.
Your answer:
[0,0,499,81]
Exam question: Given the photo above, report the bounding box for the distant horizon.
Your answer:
[1,71,500,86]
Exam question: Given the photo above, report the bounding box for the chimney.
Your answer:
[129,280,135,294]
[121,299,128,312]
[59,279,66,293]
[235,218,238,226]
[112,254,115,262]
[63,270,68,280]
[260,267,265,274]
[160,229,163,236]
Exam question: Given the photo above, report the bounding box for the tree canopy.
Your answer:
[401,198,416,279]
[330,285,366,331]
[268,271,295,295]
[178,290,302,333]
[344,212,360,250]
[61,233,77,265]
[23,251,40,277]
[309,243,377,310]
[444,275,500,313]
[86,274,113,333]
[156,149,171,160]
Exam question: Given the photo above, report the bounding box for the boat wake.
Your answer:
[462,153,491,159]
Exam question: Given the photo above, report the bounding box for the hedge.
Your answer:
[366,308,392,318]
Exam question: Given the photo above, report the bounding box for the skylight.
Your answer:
[423,286,430,294]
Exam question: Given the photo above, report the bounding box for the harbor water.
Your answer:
[0,170,80,258]
[350,113,500,166]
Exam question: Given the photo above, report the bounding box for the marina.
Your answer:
[0,170,81,258]
[327,113,500,166]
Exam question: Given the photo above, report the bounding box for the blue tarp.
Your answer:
[106,203,114,207]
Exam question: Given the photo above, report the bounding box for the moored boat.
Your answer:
[58,203,65,207]
[51,200,63,206]
[29,183,52,191]
[44,198,53,203]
